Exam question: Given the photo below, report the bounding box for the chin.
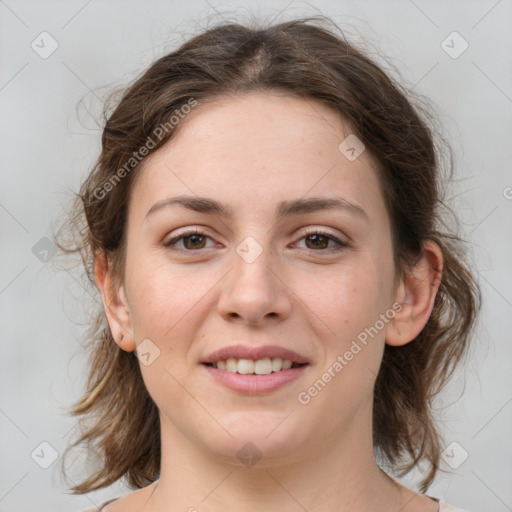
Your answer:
[199,410,310,466]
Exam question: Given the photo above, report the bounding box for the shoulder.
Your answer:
[438,499,471,512]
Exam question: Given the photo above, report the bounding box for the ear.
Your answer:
[94,251,136,352]
[386,240,443,346]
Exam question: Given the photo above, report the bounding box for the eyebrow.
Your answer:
[145,195,369,221]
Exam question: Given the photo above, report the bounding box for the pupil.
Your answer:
[307,234,327,249]
[185,234,205,249]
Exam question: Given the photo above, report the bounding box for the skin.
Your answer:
[95,91,443,512]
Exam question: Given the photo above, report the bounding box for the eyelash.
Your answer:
[163,228,349,254]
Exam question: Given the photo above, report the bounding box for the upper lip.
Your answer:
[201,345,309,365]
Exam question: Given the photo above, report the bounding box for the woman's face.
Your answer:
[118,91,399,464]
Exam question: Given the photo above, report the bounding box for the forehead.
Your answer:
[130,91,384,222]
[162,91,358,165]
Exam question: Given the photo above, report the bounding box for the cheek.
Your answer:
[296,260,393,342]
[125,263,210,403]
[126,258,218,349]
[293,257,394,403]
[297,273,388,412]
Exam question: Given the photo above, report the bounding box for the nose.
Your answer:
[217,243,292,327]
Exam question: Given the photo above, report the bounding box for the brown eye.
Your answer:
[182,234,207,250]
[164,229,214,251]
[304,234,330,250]
[295,230,348,253]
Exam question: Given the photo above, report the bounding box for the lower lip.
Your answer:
[202,364,308,395]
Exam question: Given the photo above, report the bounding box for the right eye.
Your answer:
[163,228,216,252]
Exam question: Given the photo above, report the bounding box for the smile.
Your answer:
[202,360,309,395]
[204,357,306,375]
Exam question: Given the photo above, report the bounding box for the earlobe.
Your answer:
[94,251,136,352]
[386,240,443,347]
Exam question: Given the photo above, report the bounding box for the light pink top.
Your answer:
[81,497,471,511]
[438,500,469,511]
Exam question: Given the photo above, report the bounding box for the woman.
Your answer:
[58,16,480,512]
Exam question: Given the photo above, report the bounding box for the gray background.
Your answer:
[1,1,511,511]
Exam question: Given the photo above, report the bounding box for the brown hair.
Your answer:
[56,15,480,494]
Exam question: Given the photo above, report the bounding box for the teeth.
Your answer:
[211,357,297,374]
[226,358,237,372]
[271,357,282,371]
[237,359,254,375]
[254,358,272,375]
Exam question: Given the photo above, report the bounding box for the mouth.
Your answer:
[203,358,307,375]
[200,345,310,394]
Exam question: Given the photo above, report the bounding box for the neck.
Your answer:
[145,409,402,512]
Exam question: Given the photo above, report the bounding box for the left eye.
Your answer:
[163,229,347,252]
[295,231,347,251]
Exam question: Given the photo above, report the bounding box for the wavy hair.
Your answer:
[56,15,481,494]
